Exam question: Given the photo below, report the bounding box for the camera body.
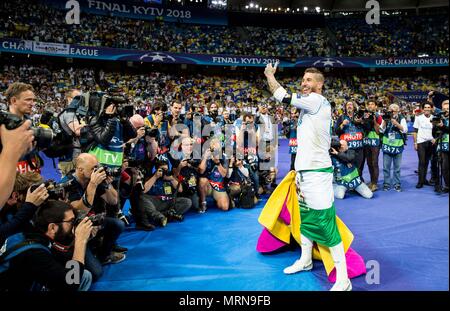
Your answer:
[382,109,393,121]
[101,166,122,178]
[75,213,106,228]
[330,137,342,151]
[0,110,54,149]
[144,126,159,138]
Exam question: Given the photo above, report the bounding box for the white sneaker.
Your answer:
[330,279,352,291]
[283,260,313,274]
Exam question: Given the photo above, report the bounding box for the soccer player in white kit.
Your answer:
[264,63,352,291]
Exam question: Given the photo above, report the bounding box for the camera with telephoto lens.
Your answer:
[98,166,122,178]
[29,179,72,201]
[0,110,54,149]
[75,213,106,228]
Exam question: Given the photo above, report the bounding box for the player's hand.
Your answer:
[264,62,278,77]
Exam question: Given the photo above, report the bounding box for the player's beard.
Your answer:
[300,85,314,95]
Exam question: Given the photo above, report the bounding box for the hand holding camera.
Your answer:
[90,167,107,187]
[136,127,146,139]
[0,119,34,158]
[25,183,49,206]
[74,217,93,244]
[155,168,164,180]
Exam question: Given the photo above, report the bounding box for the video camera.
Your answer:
[77,86,134,120]
[0,110,54,149]
[432,111,445,126]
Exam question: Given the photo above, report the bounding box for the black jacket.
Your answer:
[0,229,85,291]
[0,202,37,246]
[84,115,119,151]
[333,149,357,167]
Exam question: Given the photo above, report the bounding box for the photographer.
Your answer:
[0,200,93,291]
[380,104,408,192]
[256,103,278,189]
[330,139,373,199]
[86,101,124,169]
[413,103,437,188]
[335,101,365,178]
[227,156,257,209]
[198,138,230,212]
[0,172,48,245]
[5,82,42,174]
[0,120,34,209]
[433,100,449,193]
[361,100,382,192]
[171,137,202,213]
[287,107,299,171]
[144,103,171,153]
[168,100,189,138]
[139,160,191,227]
[65,153,126,265]
[58,89,83,177]
[235,113,261,196]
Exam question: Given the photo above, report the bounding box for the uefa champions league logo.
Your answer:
[139,52,176,62]
[313,58,345,67]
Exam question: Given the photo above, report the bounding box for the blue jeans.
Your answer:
[78,270,93,291]
[97,216,125,261]
[85,247,103,281]
[383,153,403,187]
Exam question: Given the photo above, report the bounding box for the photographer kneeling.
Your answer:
[171,137,202,213]
[139,160,191,227]
[331,139,373,200]
[0,200,93,291]
[65,153,126,268]
[227,156,257,209]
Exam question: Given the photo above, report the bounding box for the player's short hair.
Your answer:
[304,68,325,83]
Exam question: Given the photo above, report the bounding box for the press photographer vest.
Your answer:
[332,157,362,190]
[437,118,449,153]
[363,113,381,147]
[382,120,405,155]
[88,121,123,167]
[340,116,364,150]
[145,114,171,150]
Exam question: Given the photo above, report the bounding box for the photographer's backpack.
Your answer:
[0,233,50,274]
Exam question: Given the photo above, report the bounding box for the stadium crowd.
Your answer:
[0,1,448,58]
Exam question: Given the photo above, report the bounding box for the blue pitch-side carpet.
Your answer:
[40,136,449,291]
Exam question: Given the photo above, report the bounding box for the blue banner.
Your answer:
[42,0,228,25]
[390,91,429,103]
[1,39,448,69]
